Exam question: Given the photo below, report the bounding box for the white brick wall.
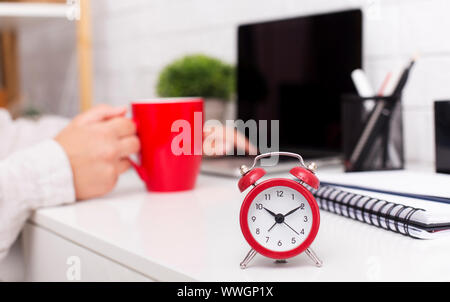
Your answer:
[17,0,450,164]
[18,19,79,117]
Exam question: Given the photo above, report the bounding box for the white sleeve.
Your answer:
[0,109,69,159]
[0,140,76,260]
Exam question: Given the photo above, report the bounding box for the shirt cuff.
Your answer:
[28,140,76,209]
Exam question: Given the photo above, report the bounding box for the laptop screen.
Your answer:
[237,9,362,158]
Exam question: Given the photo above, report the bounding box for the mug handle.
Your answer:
[128,116,148,182]
[128,157,148,183]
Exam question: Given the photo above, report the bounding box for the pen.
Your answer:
[348,72,393,168]
[392,55,418,97]
[347,55,417,171]
[351,69,376,113]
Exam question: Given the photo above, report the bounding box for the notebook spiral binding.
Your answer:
[310,185,425,238]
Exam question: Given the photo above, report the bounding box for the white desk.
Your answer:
[21,167,450,281]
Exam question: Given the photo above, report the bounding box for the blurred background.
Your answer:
[1,0,449,166]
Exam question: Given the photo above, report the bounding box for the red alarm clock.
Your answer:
[238,152,323,269]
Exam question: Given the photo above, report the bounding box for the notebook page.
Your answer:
[318,171,450,225]
[313,185,450,239]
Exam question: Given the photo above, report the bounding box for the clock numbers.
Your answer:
[247,185,313,252]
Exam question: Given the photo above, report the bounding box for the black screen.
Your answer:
[435,101,450,174]
[237,9,362,158]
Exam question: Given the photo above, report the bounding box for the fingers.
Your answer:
[116,137,140,174]
[118,136,141,158]
[203,125,228,156]
[76,105,128,125]
[203,125,259,156]
[117,158,132,174]
[105,117,137,138]
[234,130,258,155]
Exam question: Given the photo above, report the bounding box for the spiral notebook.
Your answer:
[310,171,450,239]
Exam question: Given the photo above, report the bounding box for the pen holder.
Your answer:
[341,94,404,172]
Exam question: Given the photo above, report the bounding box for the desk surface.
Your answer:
[29,167,450,281]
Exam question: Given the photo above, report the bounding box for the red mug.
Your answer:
[130,98,203,192]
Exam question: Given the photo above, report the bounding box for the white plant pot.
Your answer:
[204,98,227,122]
[224,99,237,121]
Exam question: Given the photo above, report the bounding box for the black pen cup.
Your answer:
[341,94,404,172]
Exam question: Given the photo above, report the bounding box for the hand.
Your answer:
[283,222,300,235]
[203,125,258,156]
[55,105,140,200]
[284,207,301,235]
[268,222,277,232]
[264,207,277,217]
[265,207,279,233]
[284,206,301,218]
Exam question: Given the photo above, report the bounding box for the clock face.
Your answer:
[246,185,313,252]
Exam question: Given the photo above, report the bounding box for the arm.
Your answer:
[0,109,69,159]
[0,105,140,260]
[0,140,75,260]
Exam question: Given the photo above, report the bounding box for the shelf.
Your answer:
[0,1,79,28]
[0,0,92,111]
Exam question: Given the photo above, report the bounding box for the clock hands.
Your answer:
[264,206,302,235]
[268,222,277,232]
[284,206,301,217]
[283,222,300,235]
[268,220,300,235]
[264,207,277,217]
[265,206,302,219]
[264,207,279,232]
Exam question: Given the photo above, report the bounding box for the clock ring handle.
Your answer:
[249,152,307,171]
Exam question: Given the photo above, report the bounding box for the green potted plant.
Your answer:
[157,54,235,121]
